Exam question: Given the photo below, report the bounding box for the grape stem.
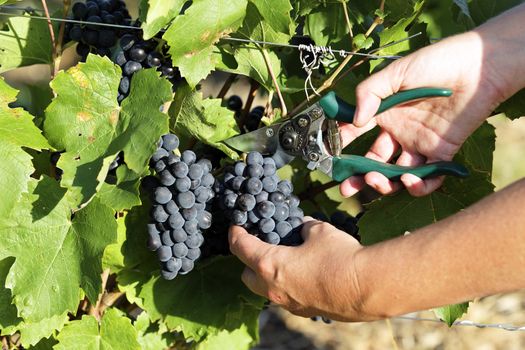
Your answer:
[261,48,287,117]
[53,0,72,78]
[298,180,339,201]
[40,0,56,78]
[217,73,236,100]
[88,268,110,320]
[239,79,260,130]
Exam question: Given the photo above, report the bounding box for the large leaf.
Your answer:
[162,0,248,87]
[139,0,186,39]
[54,308,141,350]
[0,15,53,73]
[44,56,172,208]
[237,0,294,44]
[97,165,142,211]
[170,83,240,158]
[138,256,265,346]
[304,2,351,47]
[0,177,117,322]
[0,78,50,219]
[249,0,293,35]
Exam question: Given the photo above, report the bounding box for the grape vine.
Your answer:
[0,0,513,348]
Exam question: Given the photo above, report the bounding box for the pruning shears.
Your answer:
[224,88,469,182]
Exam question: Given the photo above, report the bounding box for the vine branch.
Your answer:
[217,74,236,100]
[41,0,56,78]
[261,48,287,117]
[53,0,72,77]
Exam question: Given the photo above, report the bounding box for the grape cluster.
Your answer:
[218,151,304,245]
[114,33,182,103]
[146,134,216,280]
[225,95,264,132]
[66,0,132,61]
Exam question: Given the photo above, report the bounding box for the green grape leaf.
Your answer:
[139,0,186,39]
[135,312,176,350]
[44,56,172,208]
[14,313,68,347]
[102,212,130,274]
[304,2,350,47]
[54,308,141,350]
[249,0,292,35]
[98,165,142,211]
[137,256,265,344]
[0,78,50,220]
[292,0,322,16]
[237,2,292,43]
[170,83,240,158]
[0,257,20,330]
[195,317,261,350]
[0,15,54,73]
[216,45,282,91]
[369,1,426,71]
[353,33,374,50]
[496,89,525,120]
[162,0,248,87]
[0,177,117,322]
[434,301,470,327]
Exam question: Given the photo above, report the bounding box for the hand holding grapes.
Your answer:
[229,219,368,321]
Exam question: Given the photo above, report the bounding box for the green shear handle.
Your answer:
[318,87,469,181]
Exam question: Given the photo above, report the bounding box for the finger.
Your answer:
[229,225,272,271]
[364,171,402,195]
[339,176,366,197]
[299,217,323,242]
[353,63,404,127]
[401,173,445,197]
[241,267,268,297]
[365,130,400,163]
[396,151,444,196]
[339,118,377,148]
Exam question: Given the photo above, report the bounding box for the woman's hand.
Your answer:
[228,219,369,321]
[339,29,512,198]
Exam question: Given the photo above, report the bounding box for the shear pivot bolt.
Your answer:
[308,152,319,162]
[297,117,308,128]
[266,129,274,137]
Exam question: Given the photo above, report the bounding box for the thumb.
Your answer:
[229,225,273,270]
[353,62,404,127]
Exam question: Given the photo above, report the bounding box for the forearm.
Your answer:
[354,178,525,319]
[476,3,525,101]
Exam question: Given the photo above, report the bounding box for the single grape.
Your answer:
[69,26,82,41]
[276,221,292,238]
[151,148,169,162]
[224,193,238,209]
[201,173,215,188]
[171,229,187,243]
[120,34,136,50]
[269,191,285,205]
[147,232,162,251]
[262,177,278,192]
[147,223,160,235]
[227,95,243,112]
[185,233,203,249]
[256,191,269,203]
[154,186,172,204]
[183,219,198,235]
[245,177,263,195]
[197,211,212,229]
[72,2,88,18]
[168,212,184,229]
[248,210,260,224]
[175,177,191,192]
[237,193,256,211]
[123,61,142,76]
[273,204,290,222]
[161,134,179,151]
[161,269,177,280]
[165,257,182,272]
[152,205,169,223]
[159,170,176,186]
[257,201,276,219]
[259,218,276,234]
[181,150,196,165]
[182,207,197,221]
[190,178,201,190]
[161,230,174,246]
[177,191,196,209]
[129,45,147,62]
[197,159,213,173]
[147,52,162,67]
[246,164,264,178]
[287,216,303,229]
[263,232,280,245]
[179,257,194,274]
[232,210,248,225]
[231,176,245,191]
[172,162,189,178]
[167,154,180,165]
[164,200,179,215]
[195,187,213,203]
[234,162,246,176]
[246,151,264,166]
[153,159,166,173]
[287,194,300,208]
[157,245,172,262]
[188,164,204,180]
[172,243,188,258]
[187,248,201,260]
[277,180,293,196]
[289,206,304,218]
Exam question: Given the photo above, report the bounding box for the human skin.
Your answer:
[229,4,525,321]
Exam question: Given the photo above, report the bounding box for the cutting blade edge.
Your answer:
[223,124,281,155]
